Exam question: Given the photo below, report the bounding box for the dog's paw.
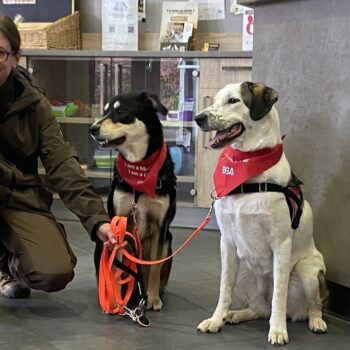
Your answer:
[268,327,289,346]
[147,296,163,311]
[309,317,327,334]
[226,308,258,324]
[197,318,224,333]
[226,310,243,324]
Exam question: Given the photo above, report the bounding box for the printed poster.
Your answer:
[242,8,254,51]
[159,0,198,50]
[102,0,138,51]
[198,0,225,21]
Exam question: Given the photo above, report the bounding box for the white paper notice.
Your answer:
[198,0,225,21]
[102,0,138,51]
[242,8,254,51]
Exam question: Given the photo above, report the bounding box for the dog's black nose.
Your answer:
[89,124,100,136]
[195,113,207,126]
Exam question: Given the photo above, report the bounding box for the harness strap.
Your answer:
[228,182,304,229]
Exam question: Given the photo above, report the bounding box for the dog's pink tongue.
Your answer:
[209,131,226,147]
[209,124,242,147]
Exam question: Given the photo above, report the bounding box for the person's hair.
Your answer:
[0,13,21,53]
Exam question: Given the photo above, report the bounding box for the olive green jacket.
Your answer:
[0,66,109,239]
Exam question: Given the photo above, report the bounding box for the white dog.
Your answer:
[195,82,327,345]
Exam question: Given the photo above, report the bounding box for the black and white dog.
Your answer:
[195,82,327,345]
[90,92,176,311]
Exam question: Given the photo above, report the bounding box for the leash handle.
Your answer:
[98,216,140,315]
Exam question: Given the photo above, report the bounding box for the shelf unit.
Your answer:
[22,50,252,207]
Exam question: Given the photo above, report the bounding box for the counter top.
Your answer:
[21,49,252,59]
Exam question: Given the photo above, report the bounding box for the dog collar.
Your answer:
[213,143,283,197]
[116,143,167,198]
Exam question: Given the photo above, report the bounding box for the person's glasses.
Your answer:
[0,50,16,63]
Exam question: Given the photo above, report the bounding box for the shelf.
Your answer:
[86,170,195,183]
[55,117,195,127]
[162,120,195,128]
[22,49,253,59]
[56,117,96,124]
[85,169,113,178]
[52,192,194,207]
[39,168,194,182]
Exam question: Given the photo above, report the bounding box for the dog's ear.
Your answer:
[242,82,278,121]
[143,93,168,117]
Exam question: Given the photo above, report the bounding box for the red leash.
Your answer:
[98,207,213,322]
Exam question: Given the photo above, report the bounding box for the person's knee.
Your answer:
[23,264,75,292]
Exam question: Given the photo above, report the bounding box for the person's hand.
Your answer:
[96,222,117,250]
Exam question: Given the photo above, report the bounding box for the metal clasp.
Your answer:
[155,178,162,189]
[259,183,267,192]
[207,189,217,219]
[122,298,150,327]
[131,194,138,226]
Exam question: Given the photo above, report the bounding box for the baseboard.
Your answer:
[51,199,219,231]
[324,280,350,321]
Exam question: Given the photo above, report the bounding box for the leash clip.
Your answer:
[207,189,217,219]
[131,195,138,226]
[123,298,150,327]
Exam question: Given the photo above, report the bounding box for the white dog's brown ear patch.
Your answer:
[241,82,278,121]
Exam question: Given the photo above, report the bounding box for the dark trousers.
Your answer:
[0,208,77,292]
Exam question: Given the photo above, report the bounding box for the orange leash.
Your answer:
[98,216,143,315]
[120,215,211,266]
[98,206,213,325]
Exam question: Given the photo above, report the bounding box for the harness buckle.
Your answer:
[156,178,162,189]
[259,183,267,192]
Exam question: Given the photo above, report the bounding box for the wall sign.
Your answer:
[242,8,254,51]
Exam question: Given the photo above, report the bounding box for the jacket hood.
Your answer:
[5,66,42,117]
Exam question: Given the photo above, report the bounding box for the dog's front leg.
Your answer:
[269,237,292,346]
[146,222,164,311]
[198,236,239,333]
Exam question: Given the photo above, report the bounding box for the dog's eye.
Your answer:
[228,97,240,104]
[115,107,125,114]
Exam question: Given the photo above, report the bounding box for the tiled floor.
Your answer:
[1,221,349,350]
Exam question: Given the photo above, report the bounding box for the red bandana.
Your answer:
[116,143,167,198]
[214,143,283,197]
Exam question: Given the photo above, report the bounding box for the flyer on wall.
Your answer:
[102,0,138,51]
[242,8,254,51]
[159,0,198,51]
[198,0,225,21]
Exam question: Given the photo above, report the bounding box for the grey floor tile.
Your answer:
[0,222,349,350]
